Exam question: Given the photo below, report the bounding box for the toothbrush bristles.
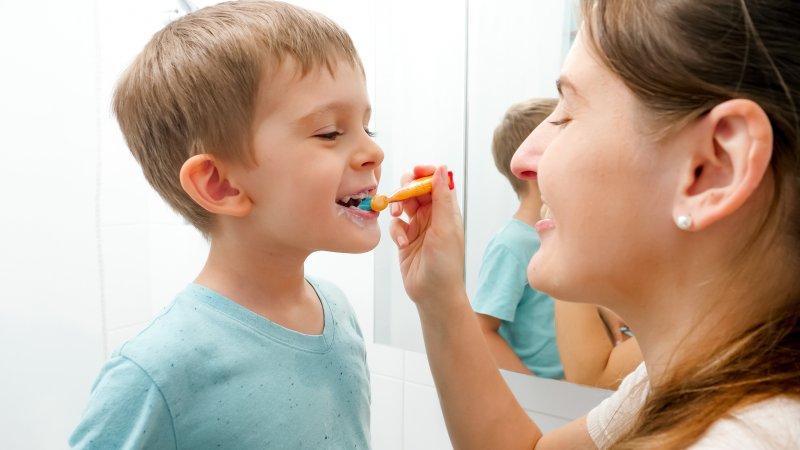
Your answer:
[358,197,374,211]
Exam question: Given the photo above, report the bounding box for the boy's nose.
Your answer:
[353,136,384,170]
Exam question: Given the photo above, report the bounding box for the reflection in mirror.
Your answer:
[471,98,563,379]
[464,0,642,389]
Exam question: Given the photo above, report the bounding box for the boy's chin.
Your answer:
[323,229,381,254]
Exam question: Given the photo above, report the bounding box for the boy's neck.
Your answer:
[193,234,320,320]
[512,190,543,228]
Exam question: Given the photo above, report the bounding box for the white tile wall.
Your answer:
[404,383,453,450]
[370,374,404,450]
[1,0,106,448]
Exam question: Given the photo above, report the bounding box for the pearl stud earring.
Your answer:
[676,215,692,230]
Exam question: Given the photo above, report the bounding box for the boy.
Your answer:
[70,1,382,448]
[472,98,564,379]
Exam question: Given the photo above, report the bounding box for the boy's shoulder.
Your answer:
[112,284,223,367]
[485,219,540,258]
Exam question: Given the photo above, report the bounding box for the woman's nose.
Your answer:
[510,125,547,180]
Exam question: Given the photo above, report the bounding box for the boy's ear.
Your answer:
[179,154,252,217]
[673,99,773,230]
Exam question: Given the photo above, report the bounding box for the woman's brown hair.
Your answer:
[580,0,800,448]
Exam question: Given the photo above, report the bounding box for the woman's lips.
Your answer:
[536,203,555,233]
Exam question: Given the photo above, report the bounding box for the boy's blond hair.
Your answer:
[491,98,558,197]
[113,0,364,235]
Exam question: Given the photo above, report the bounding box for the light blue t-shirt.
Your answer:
[70,277,370,449]
[472,219,564,379]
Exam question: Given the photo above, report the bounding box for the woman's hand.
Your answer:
[388,165,466,315]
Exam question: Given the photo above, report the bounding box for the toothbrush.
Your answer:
[358,171,454,212]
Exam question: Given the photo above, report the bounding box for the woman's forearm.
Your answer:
[417,291,541,450]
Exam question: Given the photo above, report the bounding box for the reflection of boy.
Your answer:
[472,98,563,378]
[70,2,382,448]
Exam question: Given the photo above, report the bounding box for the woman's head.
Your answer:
[513,0,799,311]
[509,1,800,447]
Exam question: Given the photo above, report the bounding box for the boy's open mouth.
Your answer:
[336,191,370,209]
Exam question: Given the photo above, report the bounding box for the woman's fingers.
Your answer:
[391,166,435,218]
[430,165,460,224]
[389,217,410,249]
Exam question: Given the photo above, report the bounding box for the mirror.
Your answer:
[375,0,632,391]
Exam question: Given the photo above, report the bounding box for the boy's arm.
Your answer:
[554,300,642,389]
[70,356,176,449]
[476,313,534,375]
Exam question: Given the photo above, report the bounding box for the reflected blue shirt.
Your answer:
[472,219,564,379]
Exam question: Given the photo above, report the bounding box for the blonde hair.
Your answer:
[492,98,557,197]
[579,0,800,448]
[113,1,364,236]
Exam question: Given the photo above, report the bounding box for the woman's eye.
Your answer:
[315,131,343,140]
[549,118,571,127]
[365,128,376,138]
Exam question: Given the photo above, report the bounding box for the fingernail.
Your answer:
[397,236,407,248]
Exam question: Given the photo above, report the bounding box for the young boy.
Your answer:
[70,2,381,448]
[472,98,564,379]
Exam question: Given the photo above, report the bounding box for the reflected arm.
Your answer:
[554,300,642,389]
[476,313,534,375]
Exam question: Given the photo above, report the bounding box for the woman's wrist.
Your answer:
[416,287,472,323]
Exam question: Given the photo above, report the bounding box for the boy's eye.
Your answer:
[365,128,376,138]
[315,131,343,140]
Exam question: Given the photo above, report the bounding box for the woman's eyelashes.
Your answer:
[548,117,571,127]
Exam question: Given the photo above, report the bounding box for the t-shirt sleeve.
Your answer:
[69,356,176,450]
[586,362,649,449]
[472,242,529,322]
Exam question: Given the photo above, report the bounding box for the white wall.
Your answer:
[0,1,105,449]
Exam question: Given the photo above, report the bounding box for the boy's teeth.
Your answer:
[338,192,368,203]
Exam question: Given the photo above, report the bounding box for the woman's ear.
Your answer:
[179,154,252,217]
[673,99,773,230]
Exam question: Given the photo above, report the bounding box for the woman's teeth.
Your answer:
[540,204,552,220]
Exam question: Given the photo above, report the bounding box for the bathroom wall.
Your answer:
[1,1,106,448]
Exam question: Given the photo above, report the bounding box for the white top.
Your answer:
[587,363,800,449]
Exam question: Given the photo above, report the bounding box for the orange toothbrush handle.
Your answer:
[387,171,454,203]
[370,171,454,212]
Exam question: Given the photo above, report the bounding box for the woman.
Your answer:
[389,0,800,448]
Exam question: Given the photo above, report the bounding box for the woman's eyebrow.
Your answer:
[556,76,581,100]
